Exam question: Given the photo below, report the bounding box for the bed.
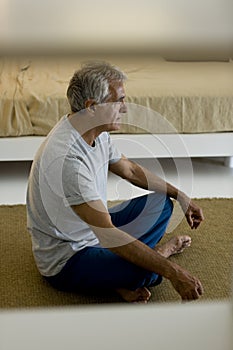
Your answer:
[0,56,233,165]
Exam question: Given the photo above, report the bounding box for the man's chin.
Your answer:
[113,124,121,132]
[107,123,121,132]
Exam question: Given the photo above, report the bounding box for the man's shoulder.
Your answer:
[32,116,74,165]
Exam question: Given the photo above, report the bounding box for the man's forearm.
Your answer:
[77,199,203,300]
[129,161,188,201]
[109,235,179,280]
[91,222,175,279]
[107,229,203,301]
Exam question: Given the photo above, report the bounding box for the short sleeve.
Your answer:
[42,155,101,207]
[108,133,122,164]
[61,156,101,206]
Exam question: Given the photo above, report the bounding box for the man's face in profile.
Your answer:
[97,81,127,132]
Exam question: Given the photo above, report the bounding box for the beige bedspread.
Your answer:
[0,56,232,136]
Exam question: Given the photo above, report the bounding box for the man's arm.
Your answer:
[71,200,203,301]
[109,156,204,229]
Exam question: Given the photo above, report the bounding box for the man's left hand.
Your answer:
[179,195,204,229]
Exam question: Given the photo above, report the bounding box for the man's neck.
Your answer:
[82,130,99,147]
[68,113,102,146]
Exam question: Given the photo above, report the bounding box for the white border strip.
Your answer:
[0,133,232,161]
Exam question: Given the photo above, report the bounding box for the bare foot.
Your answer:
[116,287,151,303]
[155,235,192,258]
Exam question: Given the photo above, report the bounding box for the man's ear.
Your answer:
[85,99,97,111]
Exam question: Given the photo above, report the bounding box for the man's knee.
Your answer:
[147,192,173,217]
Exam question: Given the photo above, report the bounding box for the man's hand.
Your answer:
[185,201,204,229]
[169,263,204,301]
[178,194,204,229]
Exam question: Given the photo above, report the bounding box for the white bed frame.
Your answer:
[0,133,233,167]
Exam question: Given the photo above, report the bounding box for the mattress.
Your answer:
[0,56,232,136]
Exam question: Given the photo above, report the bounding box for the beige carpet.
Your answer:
[1,198,233,308]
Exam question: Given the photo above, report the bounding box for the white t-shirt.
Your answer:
[26,115,121,276]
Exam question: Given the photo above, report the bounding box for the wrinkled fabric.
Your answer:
[0,57,232,136]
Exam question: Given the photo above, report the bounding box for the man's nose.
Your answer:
[119,101,127,113]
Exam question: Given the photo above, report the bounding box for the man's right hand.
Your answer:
[169,264,204,301]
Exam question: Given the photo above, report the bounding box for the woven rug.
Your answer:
[1,198,233,308]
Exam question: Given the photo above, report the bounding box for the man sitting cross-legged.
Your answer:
[26,61,204,303]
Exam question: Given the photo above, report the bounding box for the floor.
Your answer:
[0,157,232,205]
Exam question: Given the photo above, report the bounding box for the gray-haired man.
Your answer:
[27,61,204,302]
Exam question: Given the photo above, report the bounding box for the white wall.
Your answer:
[0,0,232,54]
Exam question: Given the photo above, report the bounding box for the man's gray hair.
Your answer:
[67,61,127,112]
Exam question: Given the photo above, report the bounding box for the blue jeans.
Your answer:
[45,193,173,292]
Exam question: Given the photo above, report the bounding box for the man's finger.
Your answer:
[197,283,204,296]
[186,213,193,228]
[193,220,200,229]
